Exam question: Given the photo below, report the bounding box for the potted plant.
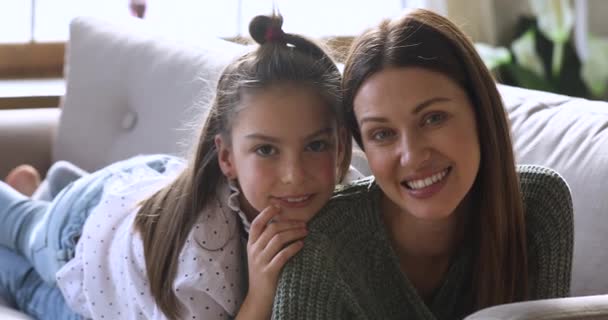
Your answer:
[476,0,608,100]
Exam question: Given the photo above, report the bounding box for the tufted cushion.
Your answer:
[499,84,608,296]
[55,16,247,172]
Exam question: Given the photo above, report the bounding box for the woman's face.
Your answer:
[353,67,480,221]
[216,84,343,223]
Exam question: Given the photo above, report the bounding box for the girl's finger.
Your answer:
[267,240,305,273]
[259,227,308,263]
[249,205,281,243]
[253,220,306,249]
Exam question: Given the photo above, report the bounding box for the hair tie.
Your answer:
[264,26,285,43]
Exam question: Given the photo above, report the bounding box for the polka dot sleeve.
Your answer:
[57,161,249,320]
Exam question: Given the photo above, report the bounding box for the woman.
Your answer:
[272,9,573,319]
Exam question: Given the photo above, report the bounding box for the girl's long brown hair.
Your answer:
[134,14,351,319]
[342,9,527,312]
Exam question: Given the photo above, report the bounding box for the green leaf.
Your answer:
[511,29,546,78]
[580,35,608,98]
[530,0,574,44]
[505,64,556,92]
[474,43,512,71]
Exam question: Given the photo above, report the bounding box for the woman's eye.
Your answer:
[306,140,329,152]
[371,129,395,141]
[255,145,277,157]
[423,112,447,126]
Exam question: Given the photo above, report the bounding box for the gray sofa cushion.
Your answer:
[55,16,247,172]
[500,84,608,296]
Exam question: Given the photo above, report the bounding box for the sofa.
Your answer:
[0,15,607,319]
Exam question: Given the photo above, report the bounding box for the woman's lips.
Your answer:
[401,167,452,199]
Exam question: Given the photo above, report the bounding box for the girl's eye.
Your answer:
[255,145,277,157]
[371,129,395,141]
[306,140,329,152]
[423,112,447,126]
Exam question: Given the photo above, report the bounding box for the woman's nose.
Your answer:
[398,133,430,168]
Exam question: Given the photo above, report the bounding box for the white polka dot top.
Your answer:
[56,158,251,320]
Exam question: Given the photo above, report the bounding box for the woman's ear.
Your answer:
[215,134,237,179]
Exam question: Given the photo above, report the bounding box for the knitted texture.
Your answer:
[272,165,573,320]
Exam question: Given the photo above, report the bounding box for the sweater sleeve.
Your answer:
[271,236,353,320]
[518,165,574,299]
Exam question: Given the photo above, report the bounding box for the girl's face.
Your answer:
[216,84,343,223]
[353,67,480,221]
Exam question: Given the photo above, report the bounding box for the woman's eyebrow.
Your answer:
[359,116,388,126]
[359,97,451,126]
[412,97,450,115]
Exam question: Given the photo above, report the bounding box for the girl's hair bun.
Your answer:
[249,14,285,45]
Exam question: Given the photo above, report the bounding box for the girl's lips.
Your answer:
[400,167,451,199]
[271,194,314,208]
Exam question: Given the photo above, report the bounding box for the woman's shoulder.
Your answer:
[309,176,380,232]
[517,164,573,298]
[332,176,378,205]
[295,177,384,263]
[517,165,573,237]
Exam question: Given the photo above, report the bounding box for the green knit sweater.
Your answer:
[272,165,573,320]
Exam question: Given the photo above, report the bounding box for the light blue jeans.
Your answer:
[0,245,81,319]
[0,155,180,319]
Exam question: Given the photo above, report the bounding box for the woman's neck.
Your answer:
[380,193,471,300]
[380,195,468,258]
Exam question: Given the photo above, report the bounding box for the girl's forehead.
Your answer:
[230,85,337,137]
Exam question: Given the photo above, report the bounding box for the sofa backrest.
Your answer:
[58,15,608,298]
[56,16,247,172]
[500,84,608,296]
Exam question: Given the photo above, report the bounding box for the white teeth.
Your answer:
[406,169,449,190]
[284,196,309,203]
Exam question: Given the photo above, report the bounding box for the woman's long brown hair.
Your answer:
[342,9,527,312]
[134,14,351,319]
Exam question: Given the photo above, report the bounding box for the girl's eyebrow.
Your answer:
[245,127,333,142]
[305,127,333,140]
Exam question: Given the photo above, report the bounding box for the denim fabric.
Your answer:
[34,155,176,284]
[0,182,49,262]
[0,246,81,320]
[0,155,179,284]
[32,161,88,201]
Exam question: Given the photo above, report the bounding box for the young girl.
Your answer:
[272,9,573,319]
[0,13,359,320]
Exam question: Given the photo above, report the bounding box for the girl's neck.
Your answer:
[238,193,258,223]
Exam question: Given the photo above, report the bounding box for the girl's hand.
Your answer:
[236,205,307,320]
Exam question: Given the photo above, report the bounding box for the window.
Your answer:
[0,0,452,43]
[0,0,444,78]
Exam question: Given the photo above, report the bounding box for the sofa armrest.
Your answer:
[0,306,31,320]
[465,295,608,319]
[0,108,60,179]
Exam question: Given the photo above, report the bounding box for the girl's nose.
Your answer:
[280,156,306,185]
